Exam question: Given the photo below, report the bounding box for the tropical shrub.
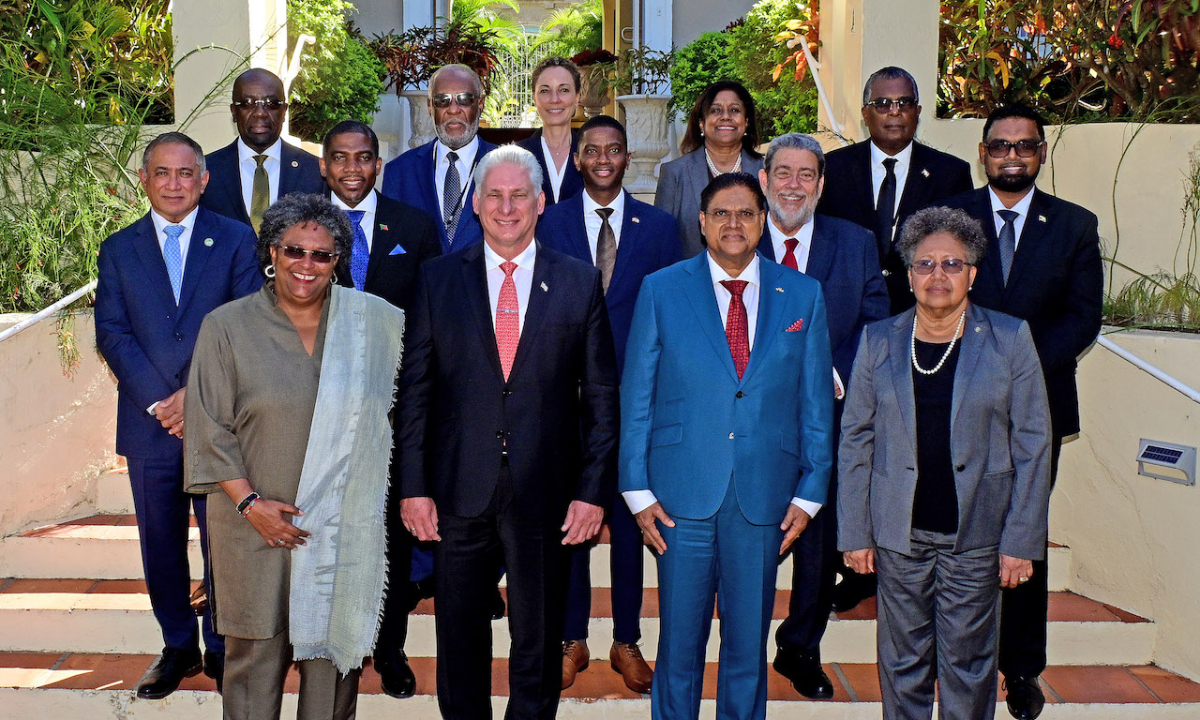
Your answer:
[670,31,738,118]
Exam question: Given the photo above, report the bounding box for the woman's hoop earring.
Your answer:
[264,265,276,279]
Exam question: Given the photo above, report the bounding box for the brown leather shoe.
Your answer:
[561,640,590,689]
[610,641,653,694]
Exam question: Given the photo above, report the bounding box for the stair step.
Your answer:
[0,514,1073,591]
[1,653,1197,719]
[0,580,1152,666]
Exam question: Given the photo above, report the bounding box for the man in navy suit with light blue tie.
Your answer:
[381,64,497,255]
[95,132,260,699]
[620,172,834,720]
[755,133,889,699]
[538,114,679,693]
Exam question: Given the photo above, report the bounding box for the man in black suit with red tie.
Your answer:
[320,119,441,698]
[817,66,974,316]
[396,144,619,720]
[940,103,1103,720]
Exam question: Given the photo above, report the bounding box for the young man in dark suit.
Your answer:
[755,133,889,699]
[397,144,619,720]
[319,119,441,698]
[381,64,497,255]
[817,66,974,316]
[537,114,680,693]
[940,103,1103,720]
[95,132,261,699]
[198,68,327,233]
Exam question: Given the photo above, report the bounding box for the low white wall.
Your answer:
[1053,329,1200,681]
[0,313,118,537]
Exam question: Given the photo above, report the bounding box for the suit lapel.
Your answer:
[1006,189,1050,295]
[970,189,1005,291]
[279,143,298,196]
[887,312,918,455]
[610,192,640,290]
[683,253,740,383]
[213,143,250,225]
[896,143,933,220]
[365,192,397,288]
[561,195,592,263]
[177,210,215,312]
[740,261,783,385]
[460,245,504,380]
[130,214,180,312]
[950,305,987,429]
[850,143,878,234]
[508,244,554,381]
[804,218,835,283]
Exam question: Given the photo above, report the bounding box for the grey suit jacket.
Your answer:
[837,304,1052,560]
[654,148,765,259]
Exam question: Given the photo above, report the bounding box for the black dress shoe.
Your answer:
[773,648,834,699]
[1005,676,1045,720]
[203,651,224,694]
[491,587,506,620]
[136,647,202,699]
[831,574,877,613]
[375,650,416,699]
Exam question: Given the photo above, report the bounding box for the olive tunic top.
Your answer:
[184,282,331,639]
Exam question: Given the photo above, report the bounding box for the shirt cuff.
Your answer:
[791,497,822,518]
[622,489,658,515]
[147,401,159,415]
[833,369,845,400]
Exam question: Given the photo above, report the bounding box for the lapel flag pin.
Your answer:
[379,224,389,232]
[775,287,784,293]
[541,281,549,292]
[631,216,640,223]
[204,238,214,247]
[921,168,930,178]
[291,160,299,168]
[1038,215,1047,222]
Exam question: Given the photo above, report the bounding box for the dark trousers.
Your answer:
[374,487,414,656]
[127,455,223,654]
[563,494,644,645]
[775,468,839,659]
[434,466,568,720]
[999,437,1062,679]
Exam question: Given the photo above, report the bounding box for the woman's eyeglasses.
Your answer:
[279,245,338,264]
[911,258,969,275]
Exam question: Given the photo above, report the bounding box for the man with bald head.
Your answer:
[382,64,498,254]
[396,144,618,719]
[199,68,327,233]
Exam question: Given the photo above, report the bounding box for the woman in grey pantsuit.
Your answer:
[838,207,1052,720]
[654,80,764,259]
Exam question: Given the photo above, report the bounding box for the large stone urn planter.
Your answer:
[401,88,435,149]
[579,66,611,118]
[617,94,672,194]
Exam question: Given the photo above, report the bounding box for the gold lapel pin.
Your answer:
[204,238,214,247]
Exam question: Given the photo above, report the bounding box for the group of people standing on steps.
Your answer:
[94,54,1101,720]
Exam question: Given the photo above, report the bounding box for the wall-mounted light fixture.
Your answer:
[1137,439,1196,487]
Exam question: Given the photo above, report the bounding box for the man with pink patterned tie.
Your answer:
[395,144,619,720]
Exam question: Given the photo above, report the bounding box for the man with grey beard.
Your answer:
[757,132,888,699]
[382,64,497,254]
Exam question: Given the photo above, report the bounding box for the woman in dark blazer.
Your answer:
[838,206,1052,720]
[654,80,764,258]
[516,56,584,205]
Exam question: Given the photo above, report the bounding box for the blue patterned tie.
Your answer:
[163,224,184,304]
[347,209,368,290]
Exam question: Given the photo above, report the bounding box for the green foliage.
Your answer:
[670,31,738,120]
[536,0,603,60]
[287,0,384,142]
[611,46,675,96]
[371,20,502,93]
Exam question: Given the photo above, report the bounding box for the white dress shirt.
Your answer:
[768,215,814,273]
[622,251,822,518]
[483,240,536,336]
[237,137,281,215]
[331,190,378,251]
[582,190,625,263]
[540,135,569,203]
[435,137,480,220]
[987,186,1036,250]
[870,140,914,235]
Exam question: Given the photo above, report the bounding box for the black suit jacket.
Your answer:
[199,139,327,226]
[396,242,619,521]
[515,128,584,206]
[817,140,974,313]
[940,187,1103,438]
[335,191,442,312]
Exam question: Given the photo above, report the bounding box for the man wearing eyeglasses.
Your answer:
[199,68,327,233]
[940,103,1103,720]
[817,67,974,317]
[382,64,498,255]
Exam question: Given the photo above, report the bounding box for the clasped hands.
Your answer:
[400,497,605,545]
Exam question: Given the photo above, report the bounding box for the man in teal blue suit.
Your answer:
[619,172,834,719]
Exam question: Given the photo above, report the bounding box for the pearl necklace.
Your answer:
[705,147,742,176]
[911,310,967,375]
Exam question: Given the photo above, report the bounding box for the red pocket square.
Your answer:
[786,318,805,332]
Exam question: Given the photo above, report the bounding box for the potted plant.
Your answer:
[371,20,500,148]
[612,46,675,194]
[570,48,618,118]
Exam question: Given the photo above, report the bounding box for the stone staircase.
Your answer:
[1,469,1199,719]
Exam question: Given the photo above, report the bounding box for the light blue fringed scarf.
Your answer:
[289,286,405,674]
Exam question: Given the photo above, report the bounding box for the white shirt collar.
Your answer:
[870,139,913,170]
[437,136,480,167]
[237,137,281,164]
[150,206,199,236]
[331,189,378,214]
[483,238,537,272]
[987,185,1035,218]
[706,250,761,287]
[767,214,814,248]
[582,189,625,217]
